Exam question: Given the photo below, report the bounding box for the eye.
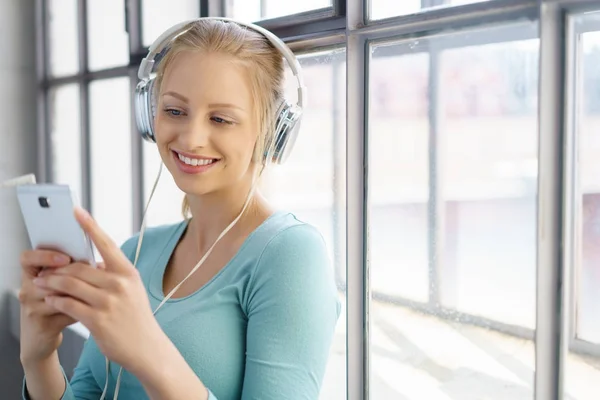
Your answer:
[164,108,185,117]
[211,116,234,125]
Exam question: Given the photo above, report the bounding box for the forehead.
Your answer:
[160,51,253,106]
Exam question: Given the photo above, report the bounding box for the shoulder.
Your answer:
[247,211,338,310]
[254,212,330,272]
[118,220,186,262]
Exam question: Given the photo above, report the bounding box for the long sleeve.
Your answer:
[240,224,341,399]
[21,338,101,400]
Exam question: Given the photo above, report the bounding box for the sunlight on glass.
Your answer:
[370,0,490,20]
[565,14,600,399]
[48,0,78,77]
[87,0,129,71]
[230,0,332,23]
[89,78,133,249]
[369,50,430,303]
[142,0,199,46]
[50,84,82,201]
[368,25,539,399]
[142,143,185,227]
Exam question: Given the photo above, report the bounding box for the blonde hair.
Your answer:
[153,19,285,218]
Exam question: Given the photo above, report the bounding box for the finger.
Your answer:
[74,208,131,271]
[43,262,112,290]
[44,295,91,325]
[34,274,106,308]
[20,250,71,277]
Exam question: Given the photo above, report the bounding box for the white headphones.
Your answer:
[134,17,306,165]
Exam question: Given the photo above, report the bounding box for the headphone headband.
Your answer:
[137,17,305,110]
[134,17,305,165]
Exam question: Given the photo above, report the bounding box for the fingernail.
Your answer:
[33,277,43,285]
[54,255,70,263]
[76,207,91,220]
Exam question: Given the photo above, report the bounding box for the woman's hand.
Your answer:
[31,207,164,373]
[18,250,76,366]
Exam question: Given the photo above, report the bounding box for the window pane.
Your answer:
[440,39,539,329]
[142,0,200,47]
[229,0,332,23]
[142,143,185,227]
[89,78,132,249]
[369,25,538,399]
[87,0,129,71]
[369,49,429,302]
[370,0,490,21]
[260,49,346,400]
[566,12,600,399]
[49,84,82,201]
[577,30,600,346]
[48,0,79,77]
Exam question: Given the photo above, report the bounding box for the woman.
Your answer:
[19,18,340,400]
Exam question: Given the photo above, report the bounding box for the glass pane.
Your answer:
[142,142,186,227]
[370,0,490,21]
[87,0,129,71]
[142,0,199,47]
[48,0,79,77]
[439,39,539,329]
[369,49,429,302]
[229,0,332,23]
[260,49,347,400]
[369,25,538,399]
[89,77,132,249]
[566,12,600,399]
[578,29,600,346]
[49,84,82,201]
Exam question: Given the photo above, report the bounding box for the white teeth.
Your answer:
[177,153,215,166]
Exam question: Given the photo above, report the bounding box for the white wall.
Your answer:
[0,0,38,397]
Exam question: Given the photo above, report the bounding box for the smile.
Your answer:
[171,150,220,174]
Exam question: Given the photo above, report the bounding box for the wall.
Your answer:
[0,0,38,397]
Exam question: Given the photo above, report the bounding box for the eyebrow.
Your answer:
[161,91,245,111]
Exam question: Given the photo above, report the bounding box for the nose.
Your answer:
[178,114,211,149]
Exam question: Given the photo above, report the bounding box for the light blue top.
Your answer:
[23,211,341,400]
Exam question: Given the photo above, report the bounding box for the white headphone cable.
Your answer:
[102,162,259,400]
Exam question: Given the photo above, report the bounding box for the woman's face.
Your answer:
[154,50,258,198]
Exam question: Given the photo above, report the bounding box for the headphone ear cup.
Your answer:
[134,78,157,143]
[265,102,302,165]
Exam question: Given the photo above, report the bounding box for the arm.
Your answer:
[241,224,341,399]
[22,338,101,400]
[22,352,66,400]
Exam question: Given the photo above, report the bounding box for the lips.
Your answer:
[171,150,220,175]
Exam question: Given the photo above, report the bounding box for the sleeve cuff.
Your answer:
[22,366,73,400]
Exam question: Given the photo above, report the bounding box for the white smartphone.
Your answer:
[16,184,96,267]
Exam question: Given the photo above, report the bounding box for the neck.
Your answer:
[185,176,260,252]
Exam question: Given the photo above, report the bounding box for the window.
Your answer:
[227,0,333,23]
[566,12,600,398]
[89,78,133,249]
[49,84,82,201]
[577,29,600,346]
[47,0,79,77]
[142,0,200,47]
[86,0,129,71]
[369,48,430,302]
[438,39,539,328]
[368,25,539,399]
[260,49,347,399]
[142,143,186,228]
[370,0,490,21]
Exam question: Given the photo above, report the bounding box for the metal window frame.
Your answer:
[36,1,600,400]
